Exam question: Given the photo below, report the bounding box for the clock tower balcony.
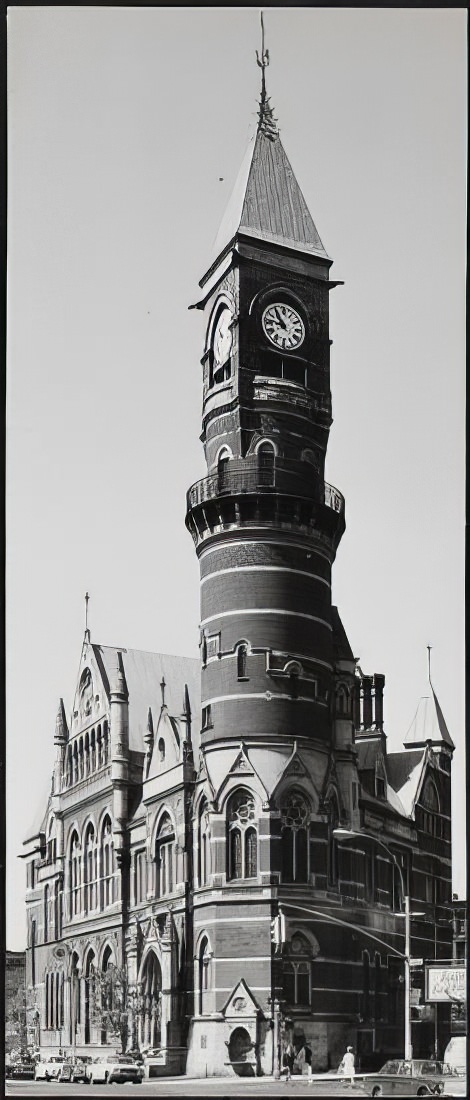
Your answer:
[186,456,345,554]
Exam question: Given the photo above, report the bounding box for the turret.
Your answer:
[53,697,68,794]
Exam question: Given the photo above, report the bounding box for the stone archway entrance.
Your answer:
[140,950,162,1050]
[228,1026,255,1076]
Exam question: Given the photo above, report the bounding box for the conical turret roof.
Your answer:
[202,91,330,284]
[54,698,68,744]
[403,687,454,751]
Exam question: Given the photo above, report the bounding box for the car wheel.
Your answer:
[371,1089,382,1098]
[417,1089,431,1097]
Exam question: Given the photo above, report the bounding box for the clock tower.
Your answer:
[185,49,359,1076]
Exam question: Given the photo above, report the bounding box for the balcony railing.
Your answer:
[186,456,344,516]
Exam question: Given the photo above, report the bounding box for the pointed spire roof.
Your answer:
[403,688,454,751]
[201,39,329,285]
[54,698,69,744]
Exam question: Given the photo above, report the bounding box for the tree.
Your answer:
[5,985,28,1055]
[89,963,129,1053]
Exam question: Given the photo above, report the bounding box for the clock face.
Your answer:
[262,302,305,351]
[213,307,233,366]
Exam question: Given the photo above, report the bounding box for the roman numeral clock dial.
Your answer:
[262,302,305,351]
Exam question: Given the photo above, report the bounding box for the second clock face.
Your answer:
[262,302,305,351]
[213,307,233,366]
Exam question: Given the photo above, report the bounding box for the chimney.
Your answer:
[374,674,385,730]
[362,676,373,728]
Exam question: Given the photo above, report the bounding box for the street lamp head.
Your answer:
[332,828,361,840]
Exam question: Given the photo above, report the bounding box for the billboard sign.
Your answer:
[425,966,466,1003]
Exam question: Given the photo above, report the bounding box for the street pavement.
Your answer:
[5,1073,467,1098]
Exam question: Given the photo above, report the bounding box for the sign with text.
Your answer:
[426,966,466,1003]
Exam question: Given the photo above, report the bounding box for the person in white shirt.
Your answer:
[338,1046,355,1087]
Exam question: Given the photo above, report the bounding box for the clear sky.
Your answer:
[6,6,467,951]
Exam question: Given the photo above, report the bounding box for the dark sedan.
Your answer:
[365,1060,458,1097]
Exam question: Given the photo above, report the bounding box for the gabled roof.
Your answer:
[403,689,454,751]
[202,125,330,283]
[93,645,200,755]
[386,748,426,817]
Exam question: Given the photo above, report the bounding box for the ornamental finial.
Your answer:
[256,11,278,141]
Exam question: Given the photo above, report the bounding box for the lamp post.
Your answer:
[267,996,281,1078]
[333,827,423,1062]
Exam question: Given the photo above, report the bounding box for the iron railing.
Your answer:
[186,457,344,515]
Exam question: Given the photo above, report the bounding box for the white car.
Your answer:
[35,1056,66,1081]
[88,1054,143,1084]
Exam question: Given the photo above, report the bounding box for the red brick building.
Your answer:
[22,63,455,1077]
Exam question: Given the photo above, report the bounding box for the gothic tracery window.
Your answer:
[70,831,81,918]
[155,813,175,897]
[101,816,114,908]
[227,790,257,880]
[84,823,97,912]
[280,789,310,883]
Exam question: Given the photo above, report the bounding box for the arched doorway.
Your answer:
[140,951,162,1050]
[228,1026,255,1076]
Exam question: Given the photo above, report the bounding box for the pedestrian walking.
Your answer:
[281,1040,295,1081]
[338,1046,355,1087]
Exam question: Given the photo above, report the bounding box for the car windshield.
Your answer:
[380,1061,402,1075]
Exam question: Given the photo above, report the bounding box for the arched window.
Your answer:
[84,732,90,775]
[227,790,257,880]
[99,945,115,1045]
[73,743,78,784]
[422,779,440,811]
[46,970,64,1031]
[84,949,96,1045]
[155,813,175,898]
[97,727,103,768]
[257,441,275,486]
[84,824,97,912]
[217,449,231,493]
[78,738,84,779]
[140,951,162,1050]
[158,738,165,763]
[44,884,50,942]
[283,934,312,1007]
[236,643,248,680]
[54,878,61,939]
[101,817,114,908]
[198,801,210,887]
[102,721,109,765]
[47,818,57,864]
[70,952,80,1045]
[91,729,96,772]
[66,746,72,787]
[70,831,81,918]
[280,790,310,883]
[198,935,212,1015]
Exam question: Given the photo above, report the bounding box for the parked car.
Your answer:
[57,1058,92,1084]
[444,1037,466,1075]
[35,1055,66,1081]
[365,1059,458,1097]
[88,1054,143,1084]
[5,1060,35,1080]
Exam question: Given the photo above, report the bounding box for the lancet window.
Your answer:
[84,823,98,912]
[101,816,114,908]
[198,801,210,887]
[280,789,310,883]
[198,935,212,1015]
[155,813,175,898]
[70,830,81,918]
[227,789,257,880]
